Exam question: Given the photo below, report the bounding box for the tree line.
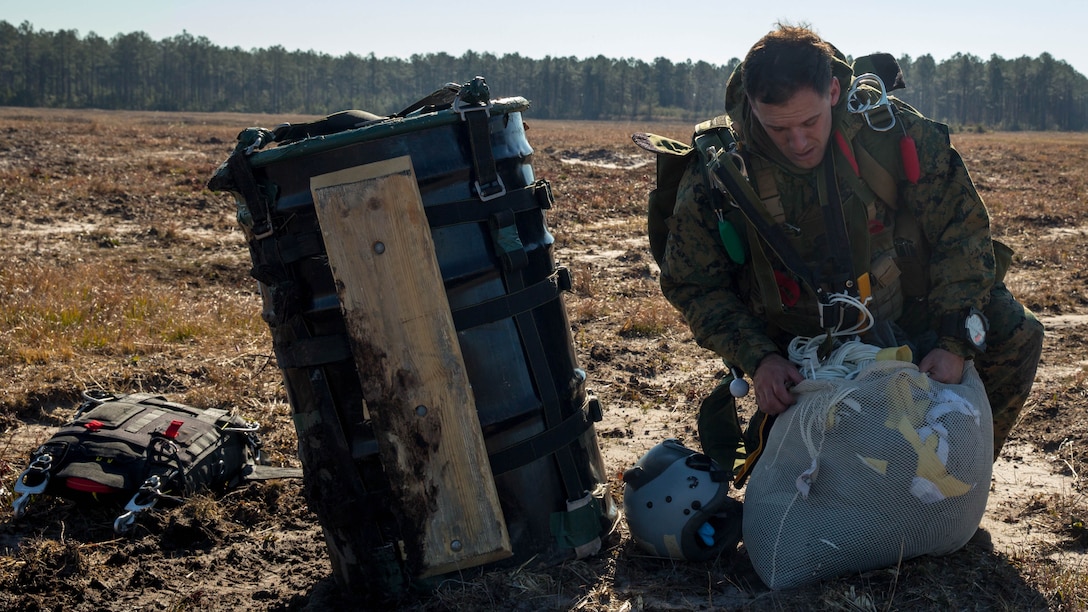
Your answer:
[3,20,1087,130]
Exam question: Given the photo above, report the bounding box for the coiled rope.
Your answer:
[786,292,880,501]
[786,293,881,381]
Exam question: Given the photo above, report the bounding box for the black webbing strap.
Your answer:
[451,267,571,331]
[488,397,596,476]
[815,149,863,332]
[424,179,552,229]
[460,106,506,201]
[393,83,460,118]
[699,136,820,293]
[268,230,325,266]
[274,334,354,369]
[272,109,385,144]
[818,147,859,296]
[488,209,587,500]
[488,209,528,271]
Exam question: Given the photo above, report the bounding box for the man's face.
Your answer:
[749,78,840,169]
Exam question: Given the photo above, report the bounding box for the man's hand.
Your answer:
[919,348,965,384]
[753,353,803,415]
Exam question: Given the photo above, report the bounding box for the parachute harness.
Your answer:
[787,291,880,381]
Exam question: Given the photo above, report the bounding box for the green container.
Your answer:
[208,79,618,599]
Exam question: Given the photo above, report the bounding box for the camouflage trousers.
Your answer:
[975,285,1044,458]
[697,284,1044,474]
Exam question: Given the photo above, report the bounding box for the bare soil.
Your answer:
[0,108,1085,611]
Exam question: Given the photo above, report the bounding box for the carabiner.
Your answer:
[113,512,136,533]
[847,73,897,132]
[11,453,53,519]
[113,475,164,534]
[74,389,113,419]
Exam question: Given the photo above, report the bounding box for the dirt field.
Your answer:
[0,107,1085,611]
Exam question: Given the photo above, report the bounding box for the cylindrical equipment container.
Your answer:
[208,78,618,599]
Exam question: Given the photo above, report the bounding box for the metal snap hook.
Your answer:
[847,73,897,132]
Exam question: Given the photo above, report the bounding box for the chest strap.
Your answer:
[702,139,868,330]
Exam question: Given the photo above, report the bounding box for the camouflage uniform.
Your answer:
[660,53,1044,471]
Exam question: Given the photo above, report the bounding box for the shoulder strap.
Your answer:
[855,143,899,209]
[749,157,785,225]
[698,128,873,333]
[694,132,820,293]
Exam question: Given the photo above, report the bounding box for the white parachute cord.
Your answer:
[798,384,858,457]
[787,292,880,381]
[788,292,878,499]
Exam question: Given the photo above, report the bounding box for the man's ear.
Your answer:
[829,77,841,106]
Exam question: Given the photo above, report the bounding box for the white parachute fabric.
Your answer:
[742,360,992,590]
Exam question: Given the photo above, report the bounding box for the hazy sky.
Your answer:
[4,0,1085,77]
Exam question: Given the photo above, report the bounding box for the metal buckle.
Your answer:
[452,93,493,121]
[474,178,507,202]
[818,301,844,331]
[847,73,897,132]
[225,421,264,458]
[452,76,493,120]
[454,78,506,202]
[114,475,165,534]
[250,222,274,241]
[12,453,53,519]
[73,389,113,419]
[705,144,749,204]
[707,144,749,177]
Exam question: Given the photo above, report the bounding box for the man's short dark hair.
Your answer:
[742,24,836,105]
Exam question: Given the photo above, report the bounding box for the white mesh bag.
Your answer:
[742,360,992,590]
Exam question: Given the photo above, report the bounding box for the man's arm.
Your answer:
[659,160,781,377]
[900,112,996,371]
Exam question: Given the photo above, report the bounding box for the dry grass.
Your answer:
[1,261,262,363]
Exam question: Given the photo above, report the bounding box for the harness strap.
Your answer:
[749,157,786,225]
[837,131,933,300]
[487,208,588,501]
[745,222,792,319]
[817,147,860,297]
[451,267,571,331]
[854,143,899,209]
[699,139,821,295]
[700,131,872,338]
[833,132,880,223]
[488,396,598,476]
[424,179,552,228]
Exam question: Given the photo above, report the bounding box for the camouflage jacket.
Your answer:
[659,54,996,375]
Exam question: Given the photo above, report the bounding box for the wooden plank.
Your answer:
[311,156,511,578]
